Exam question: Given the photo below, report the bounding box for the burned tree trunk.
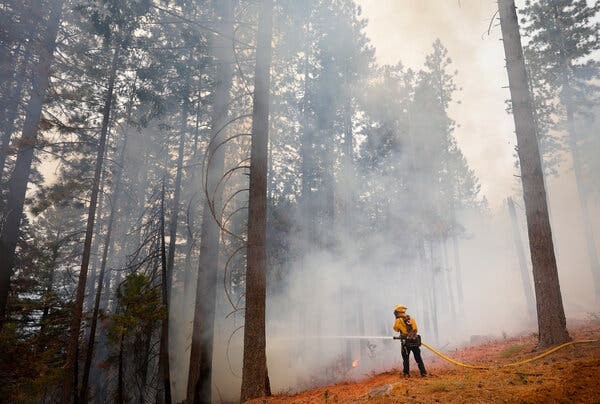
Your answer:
[186,2,234,402]
[240,0,273,400]
[497,0,569,347]
[0,0,63,329]
[61,42,121,403]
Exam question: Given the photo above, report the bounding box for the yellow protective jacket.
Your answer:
[393,315,418,337]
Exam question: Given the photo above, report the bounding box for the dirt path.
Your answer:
[248,322,600,403]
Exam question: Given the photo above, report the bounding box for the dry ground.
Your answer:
[248,320,600,403]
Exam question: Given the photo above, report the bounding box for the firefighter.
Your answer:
[393,304,427,377]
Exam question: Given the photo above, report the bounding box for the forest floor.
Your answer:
[247,319,600,403]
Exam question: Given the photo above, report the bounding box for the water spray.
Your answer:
[269,335,599,370]
[275,335,393,340]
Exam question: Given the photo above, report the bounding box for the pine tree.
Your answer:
[61,40,121,404]
[521,0,600,298]
[61,1,152,400]
[0,0,64,329]
[187,1,235,402]
[240,0,274,400]
[498,0,570,347]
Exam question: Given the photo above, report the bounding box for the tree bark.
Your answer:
[497,0,569,347]
[61,41,121,403]
[0,0,63,329]
[240,0,273,400]
[187,2,234,402]
[159,182,172,404]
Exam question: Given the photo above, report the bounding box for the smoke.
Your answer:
[358,0,519,208]
[188,1,600,402]
[29,1,594,402]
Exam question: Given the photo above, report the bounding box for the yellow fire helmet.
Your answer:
[394,304,407,313]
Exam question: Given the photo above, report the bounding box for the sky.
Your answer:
[356,0,521,210]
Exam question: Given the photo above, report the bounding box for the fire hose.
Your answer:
[393,336,599,370]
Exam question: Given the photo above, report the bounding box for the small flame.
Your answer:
[352,359,359,368]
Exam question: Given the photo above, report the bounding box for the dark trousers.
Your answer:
[401,344,427,376]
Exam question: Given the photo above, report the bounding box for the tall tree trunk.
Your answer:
[450,234,463,307]
[0,0,63,329]
[85,151,107,312]
[552,2,600,302]
[159,182,172,404]
[240,0,273,400]
[442,238,457,321]
[91,84,135,313]
[497,0,569,347]
[182,91,203,306]
[74,342,79,404]
[429,241,440,344]
[340,92,356,365]
[117,332,125,404]
[565,103,600,300]
[0,40,19,131]
[299,2,315,252]
[166,58,192,292]
[320,126,335,248]
[0,46,31,187]
[165,68,190,402]
[296,37,312,356]
[449,200,464,312]
[39,238,60,342]
[142,240,162,404]
[507,196,536,319]
[61,42,121,403]
[187,2,234,402]
[0,1,30,96]
[80,129,129,403]
[0,46,13,109]
[139,324,153,404]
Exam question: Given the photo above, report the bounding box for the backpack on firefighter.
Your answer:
[402,315,422,348]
